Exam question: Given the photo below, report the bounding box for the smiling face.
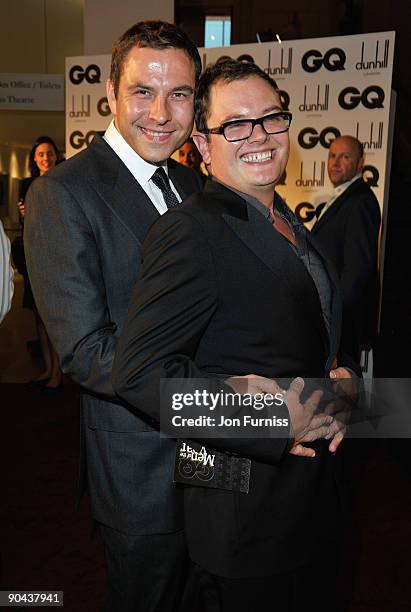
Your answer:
[34,143,57,175]
[107,46,196,164]
[194,76,289,207]
[328,136,364,187]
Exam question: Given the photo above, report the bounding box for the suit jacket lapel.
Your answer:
[88,136,159,245]
[211,182,329,351]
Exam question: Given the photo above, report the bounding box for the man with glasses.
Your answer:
[113,59,354,611]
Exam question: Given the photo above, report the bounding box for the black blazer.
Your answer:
[312,177,381,356]
[113,179,347,578]
[24,135,203,535]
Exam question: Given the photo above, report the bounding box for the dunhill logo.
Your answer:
[69,95,90,118]
[356,39,390,71]
[264,48,292,76]
[299,85,329,112]
[296,161,325,188]
[355,121,383,150]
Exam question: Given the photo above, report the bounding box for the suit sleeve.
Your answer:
[112,210,290,465]
[25,175,120,399]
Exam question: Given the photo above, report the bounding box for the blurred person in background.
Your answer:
[178,137,206,179]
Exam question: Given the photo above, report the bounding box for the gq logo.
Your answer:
[69,64,101,85]
[278,90,290,111]
[362,165,379,187]
[97,97,111,116]
[298,127,341,150]
[338,86,384,110]
[215,54,255,64]
[70,130,97,149]
[294,203,317,224]
[301,48,346,73]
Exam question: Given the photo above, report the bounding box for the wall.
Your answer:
[84,0,174,54]
[176,0,340,47]
[0,0,84,222]
[0,0,84,150]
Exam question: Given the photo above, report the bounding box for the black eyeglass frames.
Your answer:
[202,111,292,142]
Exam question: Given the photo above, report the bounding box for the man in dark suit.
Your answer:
[312,135,381,361]
[113,60,356,611]
[24,21,203,612]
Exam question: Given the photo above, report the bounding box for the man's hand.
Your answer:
[226,375,342,458]
[225,374,283,396]
[325,367,356,453]
[285,377,342,458]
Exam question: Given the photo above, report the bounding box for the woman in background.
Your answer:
[18,136,63,389]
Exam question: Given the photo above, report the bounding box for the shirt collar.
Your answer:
[333,173,362,197]
[103,120,168,185]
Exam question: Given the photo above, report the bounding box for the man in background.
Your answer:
[25,21,203,612]
[178,136,203,172]
[312,135,381,361]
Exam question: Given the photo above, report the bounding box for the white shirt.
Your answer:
[103,120,181,215]
[317,173,362,221]
[0,219,14,323]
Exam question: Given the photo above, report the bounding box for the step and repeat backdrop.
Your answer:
[66,31,395,226]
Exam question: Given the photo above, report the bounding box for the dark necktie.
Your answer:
[151,167,179,209]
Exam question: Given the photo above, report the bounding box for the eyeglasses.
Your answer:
[202,111,292,142]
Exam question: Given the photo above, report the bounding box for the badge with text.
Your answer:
[174,439,251,494]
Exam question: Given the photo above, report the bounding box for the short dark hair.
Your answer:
[195,59,280,133]
[110,20,202,97]
[29,136,60,177]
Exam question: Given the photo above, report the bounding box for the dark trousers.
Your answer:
[181,560,340,612]
[100,524,188,612]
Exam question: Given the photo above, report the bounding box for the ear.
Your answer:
[193,132,211,165]
[357,155,364,174]
[106,79,117,116]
